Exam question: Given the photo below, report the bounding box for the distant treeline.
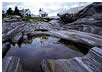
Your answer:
[3,6,22,17]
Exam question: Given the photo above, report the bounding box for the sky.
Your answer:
[2,2,92,16]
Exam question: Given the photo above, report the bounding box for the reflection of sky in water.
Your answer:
[2,2,92,16]
[7,36,83,72]
[21,36,60,48]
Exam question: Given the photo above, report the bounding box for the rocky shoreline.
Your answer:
[2,2,102,72]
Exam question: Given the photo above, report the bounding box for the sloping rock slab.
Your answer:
[30,30,102,47]
[49,30,102,47]
[2,56,23,72]
[41,47,102,72]
[2,24,24,43]
[62,13,102,35]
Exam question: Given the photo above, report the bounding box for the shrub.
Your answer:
[2,14,7,18]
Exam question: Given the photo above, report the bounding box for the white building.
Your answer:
[20,9,31,16]
[39,8,48,17]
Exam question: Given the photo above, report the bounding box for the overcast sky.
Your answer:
[2,2,92,16]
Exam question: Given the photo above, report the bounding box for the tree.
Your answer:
[2,10,5,14]
[14,6,21,16]
[6,7,13,15]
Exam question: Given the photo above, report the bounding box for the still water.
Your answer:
[6,35,83,72]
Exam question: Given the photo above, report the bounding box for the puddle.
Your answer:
[18,35,62,49]
[6,35,84,72]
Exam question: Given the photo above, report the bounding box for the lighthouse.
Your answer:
[39,8,48,17]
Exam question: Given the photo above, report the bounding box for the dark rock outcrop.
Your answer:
[58,2,102,35]
[58,13,77,23]
[77,2,102,18]
[62,14,102,35]
[2,42,10,57]
[58,2,102,23]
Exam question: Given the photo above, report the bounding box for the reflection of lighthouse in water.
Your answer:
[40,36,48,46]
[39,8,48,17]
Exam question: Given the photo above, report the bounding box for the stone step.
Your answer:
[2,56,23,72]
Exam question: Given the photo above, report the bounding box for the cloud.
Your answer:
[2,2,23,10]
[2,2,92,16]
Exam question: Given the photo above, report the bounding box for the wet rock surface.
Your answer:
[2,2,102,72]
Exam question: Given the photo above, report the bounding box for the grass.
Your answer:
[24,16,44,21]
[2,14,12,19]
[2,14,44,22]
